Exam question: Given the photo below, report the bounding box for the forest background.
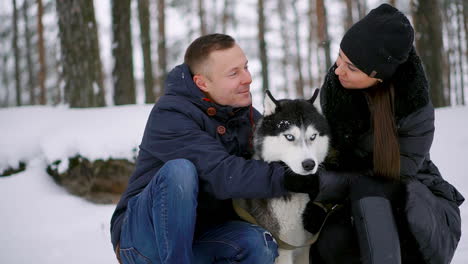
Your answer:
[1,1,467,263]
[1,0,466,109]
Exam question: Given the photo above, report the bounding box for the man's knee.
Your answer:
[151,159,198,197]
[237,223,279,263]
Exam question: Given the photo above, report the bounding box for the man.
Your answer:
[110,34,320,264]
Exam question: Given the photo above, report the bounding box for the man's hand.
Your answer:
[281,163,320,196]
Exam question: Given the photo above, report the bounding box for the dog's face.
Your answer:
[254,90,330,175]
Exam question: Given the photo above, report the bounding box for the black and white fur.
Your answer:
[236,89,330,264]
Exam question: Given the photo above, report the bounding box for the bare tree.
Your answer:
[455,0,465,105]
[344,0,354,30]
[258,0,269,93]
[198,0,207,35]
[292,0,304,97]
[157,0,167,94]
[57,0,106,107]
[463,0,468,55]
[138,0,155,103]
[440,0,453,104]
[37,0,46,105]
[316,0,332,70]
[412,0,448,107]
[278,0,291,96]
[221,0,234,33]
[1,55,10,107]
[356,0,367,19]
[23,0,36,105]
[211,0,219,32]
[307,0,317,91]
[112,0,136,105]
[12,0,21,106]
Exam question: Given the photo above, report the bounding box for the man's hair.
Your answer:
[184,34,236,75]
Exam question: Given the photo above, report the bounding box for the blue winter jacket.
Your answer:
[110,64,288,250]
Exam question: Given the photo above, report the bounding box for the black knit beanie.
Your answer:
[340,4,414,81]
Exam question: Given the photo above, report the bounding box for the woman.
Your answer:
[309,4,464,264]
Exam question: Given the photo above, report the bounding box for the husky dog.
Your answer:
[234,89,330,264]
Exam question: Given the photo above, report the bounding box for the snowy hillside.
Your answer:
[0,105,467,264]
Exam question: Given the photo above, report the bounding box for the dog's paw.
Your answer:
[302,202,327,234]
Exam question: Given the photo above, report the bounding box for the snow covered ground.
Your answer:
[0,105,467,264]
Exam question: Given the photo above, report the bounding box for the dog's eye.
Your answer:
[284,134,295,141]
[310,133,317,141]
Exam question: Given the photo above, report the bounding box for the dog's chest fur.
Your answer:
[269,193,312,244]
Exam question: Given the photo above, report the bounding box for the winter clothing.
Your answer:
[352,196,401,264]
[193,220,279,263]
[348,174,403,202]
[117,159,279,263]
[283,163,320,195]
[110,63,290,252]
[340,4,414,81]
[118,159,199,263]
[310,46,464,264]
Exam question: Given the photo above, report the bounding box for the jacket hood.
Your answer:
[165,63,205,99]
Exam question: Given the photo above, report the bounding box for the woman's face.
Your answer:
[335,50,381,89]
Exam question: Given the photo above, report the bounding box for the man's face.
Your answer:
[194,44,252,107]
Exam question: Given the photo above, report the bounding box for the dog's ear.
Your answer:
[264,90,280,116]
[308,88,323,114]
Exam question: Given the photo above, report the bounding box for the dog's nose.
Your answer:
[302,159,316,171]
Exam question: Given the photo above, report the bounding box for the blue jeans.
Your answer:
[119,159,278,264]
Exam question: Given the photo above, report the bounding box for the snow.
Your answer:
[0,105,151,173]
[0,104,467,263]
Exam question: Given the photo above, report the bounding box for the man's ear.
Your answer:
[193,74,209,92]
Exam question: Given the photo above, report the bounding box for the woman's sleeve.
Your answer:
[399,104,464,263]
[404,179,462,264]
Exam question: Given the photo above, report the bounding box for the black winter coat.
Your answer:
[110,64,288,250]
[314,48,464,264]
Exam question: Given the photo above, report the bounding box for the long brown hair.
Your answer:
[365,82,400,181]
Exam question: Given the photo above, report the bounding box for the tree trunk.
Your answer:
[221,0,232,33]
[258,0,269,94]
[212,0,219,32]
[23,0,36,105]
[57,0,106,107]
[1,56,10,107]
[316,0,332,70]
[112,0,136,105]
[292,0,304,98]
[440,0,453,104]
[412,0,448,107]
[463,0,468,58]
[37,0,47,105]
[456,1,465,105]
[198,0,207,35]
[278,0,291,96]
[343,0,354,31]
[389,0,397,7]
[307,0,317,92]
[12,0,21,106]
[138,0,155,103]
[443,1,459,105]
[356,0,367,19]
[157,0,167,96]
